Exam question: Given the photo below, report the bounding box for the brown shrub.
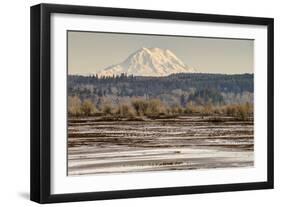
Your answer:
[116,104,136,117]
[145,99,166,116]
[102,104,113,115]
[202,103,214,115]
[81,99,96,116]
[131,99,149,116]
[68,96,82,116]
[184,102,200,114]
[223,103,253,120]
[171,104,183,115]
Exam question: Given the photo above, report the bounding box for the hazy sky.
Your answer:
[68,31,253,75]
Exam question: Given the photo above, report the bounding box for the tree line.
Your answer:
[68,96,253,121]
[68,73,253,99]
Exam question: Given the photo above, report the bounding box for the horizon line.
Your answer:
[68,72,254,77]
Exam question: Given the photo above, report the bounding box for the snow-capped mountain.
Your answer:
[97,47,195,77]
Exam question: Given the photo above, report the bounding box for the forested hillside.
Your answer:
[68,73,253,107]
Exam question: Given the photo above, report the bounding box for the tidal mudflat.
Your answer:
[67,115,253,175]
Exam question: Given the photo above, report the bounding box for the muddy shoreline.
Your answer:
[67,115,254,175]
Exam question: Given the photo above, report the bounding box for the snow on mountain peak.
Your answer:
[97,47,195,77]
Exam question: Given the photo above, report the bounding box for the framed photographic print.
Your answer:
[30,3,274,203]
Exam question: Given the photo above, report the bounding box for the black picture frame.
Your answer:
[30,3,274,204]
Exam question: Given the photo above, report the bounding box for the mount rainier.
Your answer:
[97,47,195,77]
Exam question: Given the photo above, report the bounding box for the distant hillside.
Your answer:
[68,73,253,106]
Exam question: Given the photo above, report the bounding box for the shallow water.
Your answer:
[67,116,254,175]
